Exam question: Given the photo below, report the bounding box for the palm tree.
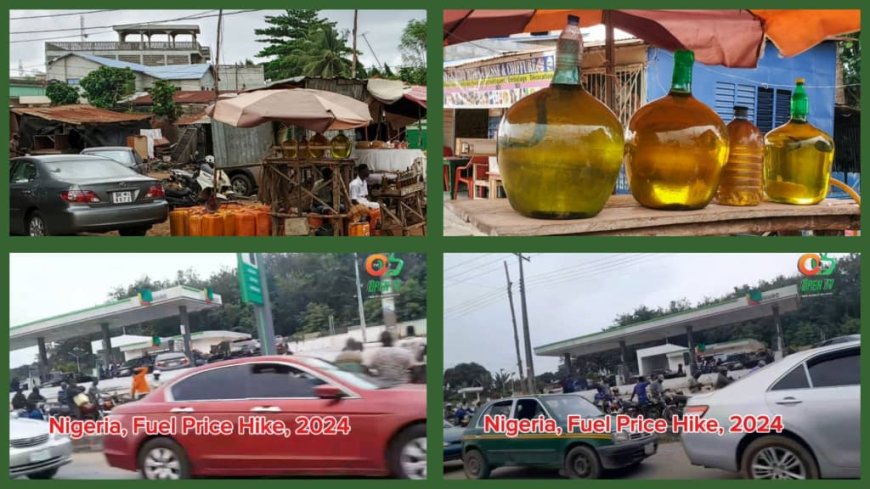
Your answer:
[292,25,355,78]
[492,369,514,398]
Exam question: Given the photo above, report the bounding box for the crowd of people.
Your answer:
[334,327,427,385]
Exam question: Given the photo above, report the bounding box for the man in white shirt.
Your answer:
[349,164,380,210]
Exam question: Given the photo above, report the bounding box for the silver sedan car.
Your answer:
[681,340,859,479]
[9,415,73,479]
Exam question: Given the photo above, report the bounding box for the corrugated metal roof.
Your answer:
[11,105,152,124]
[131,90,228,105]
[71,54,211,80]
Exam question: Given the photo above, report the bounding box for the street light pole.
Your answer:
[503,261,524,388]
[353,253,368,343]
[515,253,536,394]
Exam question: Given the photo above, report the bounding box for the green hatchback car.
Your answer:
[462,394,657,479]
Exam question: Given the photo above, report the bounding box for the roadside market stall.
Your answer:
[443,9,861,236]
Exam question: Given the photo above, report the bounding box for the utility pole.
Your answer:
[516,253,536,393]
[353,253,368,343]
[503,261,524,389]
[213,9,223,101]
[351,10,358,78]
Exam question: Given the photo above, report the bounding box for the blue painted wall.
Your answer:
[646,42,837,135]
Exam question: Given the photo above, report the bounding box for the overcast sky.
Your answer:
[9,253,238,367]
[444,253,852,375]
[9,9,425,77]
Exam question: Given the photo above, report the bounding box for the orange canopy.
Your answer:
[444,9,860,67]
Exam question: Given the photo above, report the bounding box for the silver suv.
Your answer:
[681,340,859,479]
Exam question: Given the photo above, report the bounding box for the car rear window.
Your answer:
[44,159,138,180]
[771,365,810,390]
[171,365,248,401]
[807,349,860,387]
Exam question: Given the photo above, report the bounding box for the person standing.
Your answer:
[130,367,151,400]
[334,339,366,373]
[630,376,650,407]
[367,331,412,385]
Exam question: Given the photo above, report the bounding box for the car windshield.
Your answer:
[44,158,139,180]
[158,353,186,361]
[295,356,385,390]
[84,150,135,166]
[540,394,603,423]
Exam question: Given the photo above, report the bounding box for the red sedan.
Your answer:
[103,356,426,479]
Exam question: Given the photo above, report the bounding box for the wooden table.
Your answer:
[445,195,860,236]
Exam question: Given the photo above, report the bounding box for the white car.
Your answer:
[9,415,73,479]
[681,340,859,479]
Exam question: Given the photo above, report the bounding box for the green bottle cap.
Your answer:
[671,50,694,94]
[791,77,808,121]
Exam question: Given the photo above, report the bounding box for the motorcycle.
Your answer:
[163,155,234,208]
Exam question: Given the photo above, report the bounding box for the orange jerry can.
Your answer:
[255,210,272,236]
[202,213,224,237]
[169,209,188,236]
[188,213,203,236]
[234,211,257,236]
[222,212,236,236]
[349,222,370,237]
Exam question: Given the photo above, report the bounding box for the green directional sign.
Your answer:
[237,253,264,305]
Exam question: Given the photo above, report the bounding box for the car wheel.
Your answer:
[230,173,254,196]
[27,467,59,479]
[565,445,602,479]
[741,436,819,479]
[463,449,491,479]
[27,211,48,236]
[388,423,426,479]
[118,226,150,236]
[138,438,190,480]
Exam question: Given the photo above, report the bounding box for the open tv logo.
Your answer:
[797,253,837,277]
[365,254,404,293]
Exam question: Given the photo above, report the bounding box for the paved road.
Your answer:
[443,440,738,479]
[55,452,138,480]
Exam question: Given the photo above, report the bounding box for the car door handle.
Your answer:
[250,406,282,412]
[775,397,802,405]
[170,407,195,413]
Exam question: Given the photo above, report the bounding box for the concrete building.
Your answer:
[45,24,210,67]
[91,331,251,362]
[47,53,214,92]
[217,64,267,91]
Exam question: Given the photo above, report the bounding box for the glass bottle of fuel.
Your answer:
[716,106,763,206]
[626,50,728,209]
[763,78,834,205]
[497,15,624,219]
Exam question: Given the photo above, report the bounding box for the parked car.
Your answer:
[224,165,262,196]
[682,340,859,479]
[80,147,146,174]
[10,155,169,236]
[153,352,191,371]
[116,357,154,378]
[103,355,427,479]
[444,420,464,462]
[462,394,657,479]
[9,415,72,479]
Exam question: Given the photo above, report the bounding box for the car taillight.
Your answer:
[684,405,708,417]
[146,185,165,199]
[60,189,101,203]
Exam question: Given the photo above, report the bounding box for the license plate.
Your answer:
[30,450,51,463]
[113,191,133,204]
[644,443,656,455]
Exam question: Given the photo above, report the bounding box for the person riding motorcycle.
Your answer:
[11,388,27,410]
[87,380,102,406]
[27,387,46,405]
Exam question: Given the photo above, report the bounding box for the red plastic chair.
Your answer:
[443,146,454,190]
[453,156,489,200]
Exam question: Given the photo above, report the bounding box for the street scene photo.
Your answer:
[9,253,427,479]
[10,9,427,236]
[443,9,860,236]
[443,253,859,479]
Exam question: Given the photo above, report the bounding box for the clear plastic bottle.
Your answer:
[626,50,729,210]
[497,15,624,219]
[717,106,763,206]
[763,78,834,205]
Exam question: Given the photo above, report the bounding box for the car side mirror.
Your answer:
[314,384,345,400]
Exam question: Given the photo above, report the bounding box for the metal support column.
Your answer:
[37,337,48,381]
[101,322,113,371]
[179,305,193,360]
[686,325,697,375]
[773,305,784,360]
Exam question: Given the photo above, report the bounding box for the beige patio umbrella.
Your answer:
[208,88,372,132]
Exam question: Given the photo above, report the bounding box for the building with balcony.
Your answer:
[45,24,211,67]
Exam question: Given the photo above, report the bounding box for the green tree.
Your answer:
[147,80,180,121]
[292,24,355,78]
[254,9,332,80]
[491,369,514,398]
[839,35,860,107]
[45,80,80,106]
[399,66,427,86]
[444,362,493,391]
[299,302,335,334]
[80,66,136,109]
[399,18,426,85]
